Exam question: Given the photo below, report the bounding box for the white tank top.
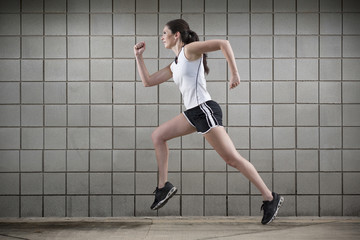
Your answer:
[170,47,212,110]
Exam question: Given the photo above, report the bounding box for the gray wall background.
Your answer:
[0,0,360,217]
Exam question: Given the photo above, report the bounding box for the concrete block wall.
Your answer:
[0,0,360,217]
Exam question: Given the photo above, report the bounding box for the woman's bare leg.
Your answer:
[204,126,273,201]
[152,113,196,188]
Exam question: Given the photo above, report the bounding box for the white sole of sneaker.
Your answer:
[264,196,284,225]
[152,187,177,210]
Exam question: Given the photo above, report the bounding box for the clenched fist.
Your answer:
[134,41,146,56]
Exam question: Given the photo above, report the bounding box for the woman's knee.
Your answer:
[151,128,165,146]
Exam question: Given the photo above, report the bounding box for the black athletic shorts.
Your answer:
[183,100,223,134]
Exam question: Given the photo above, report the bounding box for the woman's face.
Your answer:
[161,25,175,49]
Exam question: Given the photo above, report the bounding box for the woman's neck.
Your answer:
[172,41,184,56]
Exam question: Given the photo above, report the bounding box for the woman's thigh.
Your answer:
[153,113,196,142]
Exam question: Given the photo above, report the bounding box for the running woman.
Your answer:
[134,19,283,224]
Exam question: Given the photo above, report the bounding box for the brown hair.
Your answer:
[166,19,209,74]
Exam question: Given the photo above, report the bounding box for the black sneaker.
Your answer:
[260,192,284,225]
[150,182,177,210]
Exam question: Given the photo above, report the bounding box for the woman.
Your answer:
[134,19,283,224]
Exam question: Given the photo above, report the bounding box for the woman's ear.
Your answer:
[174,31,180,40]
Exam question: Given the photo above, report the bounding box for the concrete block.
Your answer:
[274,150,295,171]
[22,0,42,12]
[343,127,360,148]
[251,36,272,58]
[320,36,341,57]
[206,59,226,81]
[1,82,19,104]
[205,195,226,216]
[67,150,89,171]
[22,14,43,35]
[182,150,203,171]
[0,196,19,217]
[114,59,135,81]
[274,127,295,148]
[45,14,66,35]
[343,196,360,216]
[228,14,249,35]
[320,104,341,126]
[136,105,158,127]
[21,196,42,217]
[343,82,360,103]
[44,196,65,217]
[343,173,360,194]
[297,127,319,149]
[274,104,295,126]
[67,128,89,149]
[274,173,295,194]
[297,0,318,11]
[297,150,318,171]
[90,128,112,149]
[90,173,112,194]
[297,173,319,194]
[91,105,112,126]
[251,82,272,103]
[297,13,318,34]
[44,82,66,103]
[182,195,203,216]
[91,14,112,35]
[136,14,158,35]
[320,150,342,171]
[44,173,65,194]
[320,0,341,12]
[0,151,19,172]
[45,37,66,58]
[320,172,342,194]
[297,104,318,126]
[344,13,360,34]
[343,150,360,171]
[22,37,43,58]
[91,82,112,103]
[68,105,89,127]
[67,173,89,194]
[45,105,66,126]
[0,37,20,58]
[251,60,272,81]
[21,60,43,81]
[297,36,318,58]
[67,196,89,217]
[182,172,203,194]
[274,13,296,34]
[113,105,135,126]
[113,14,135,35]
[136,82,158,104]
[274,59,295,81]
[135,195,157,216]
[250,150,272,171]
[228,105,249,126]
[45,60,66,81]
[228,82,249,104]
[21,128,43,149]
[181,14,203,36]
[229,37,249,58]
[228,173,249,194]
[113,127,135,149]
[90,150,112,171]
[21,173,42,194]
[90,196,111,217]
[274,36,295,58]
[297,195,318,216]
[250,127,272,149]
[136,150,157,171]
[68,82,89,104]
[274,82,295,103]
[113,150,134,171]
[0,105,20,126]
[44,150,66,171]
[205,14,226,35]
[68,37,89,58]
[45,128,66,149]
[320,13,342,34]
[251,105,272,126]
[90,37,112,58]
[205,173,226,194]
[251,14,272,35]
[228,127,250,149]
[320,195,342,216]
[320,82,341,103]
[113,195,134,216]
[0,60,20,81]
[0,173,19,194]
[320,59,341,80]
[45,0,66,12]
[297,82,318,103]
[135,172,157,195]
[320,127,342,148]
[160,0,181,12]
[136,127,155,149]
[204,150,226,171]
[67,14,89,35]
[297,59,318,80]
[114,82,135,103]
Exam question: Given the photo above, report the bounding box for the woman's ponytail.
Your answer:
[166,19,210,75]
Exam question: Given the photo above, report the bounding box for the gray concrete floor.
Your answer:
[0,217,359,240]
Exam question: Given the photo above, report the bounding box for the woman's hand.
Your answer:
[134,41,146,56]
[229,73,240,89]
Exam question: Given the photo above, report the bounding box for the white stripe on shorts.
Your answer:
[199,103,216,128]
